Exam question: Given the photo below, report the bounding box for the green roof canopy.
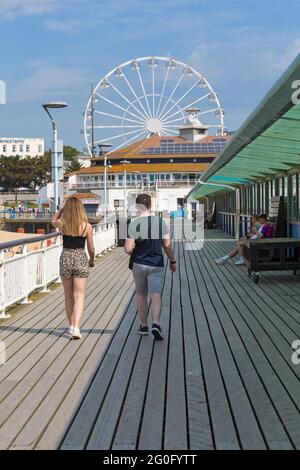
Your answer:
[188,53,300,200]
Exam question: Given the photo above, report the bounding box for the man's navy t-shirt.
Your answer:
[128,215,169,267]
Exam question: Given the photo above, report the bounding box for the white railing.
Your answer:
[0,222,117,318]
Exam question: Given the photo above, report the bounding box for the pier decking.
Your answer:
[0,230,300,450]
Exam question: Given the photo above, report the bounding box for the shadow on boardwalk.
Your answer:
[0,231,300,450]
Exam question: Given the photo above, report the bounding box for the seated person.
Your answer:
[257,213,274,239]
[215,213,266,265]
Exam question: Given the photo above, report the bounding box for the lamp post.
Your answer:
[42,101,68,211]
[120,160,131,215]
[98,144,112,223]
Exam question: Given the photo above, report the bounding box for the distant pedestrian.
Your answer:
[51,197,95,339]
[125,194,176,340]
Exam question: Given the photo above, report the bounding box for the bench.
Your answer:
[244,238,300,283]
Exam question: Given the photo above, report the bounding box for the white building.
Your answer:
[0,138,44,158]
[73,153,91,168]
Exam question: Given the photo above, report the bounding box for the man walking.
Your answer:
[125,194,176,340]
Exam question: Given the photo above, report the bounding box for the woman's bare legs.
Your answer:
[228,241,244,258]
[72,277,87,328]
[62,278,74,326]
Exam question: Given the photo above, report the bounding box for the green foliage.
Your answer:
[63,145,80,160]
[0,154,51,191]
[65,159,84,173]
[44,145,80,161]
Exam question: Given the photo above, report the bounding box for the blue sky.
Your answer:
[1,0,300,151]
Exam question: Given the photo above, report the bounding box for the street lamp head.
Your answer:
[42,101,68,109]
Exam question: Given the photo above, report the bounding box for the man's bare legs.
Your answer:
[136,293,148,326]
[151,292,162,325]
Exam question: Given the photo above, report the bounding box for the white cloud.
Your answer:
[251,38,300,79]
[0,0,59,19]
[11,65,90,103]
[43,19,79,34]
[187,43,225,82]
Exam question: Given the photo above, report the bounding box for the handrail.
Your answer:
[0,221,115,250]
[0,221,117,317]
[0,231,62,250]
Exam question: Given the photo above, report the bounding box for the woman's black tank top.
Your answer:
[63,223,87,249]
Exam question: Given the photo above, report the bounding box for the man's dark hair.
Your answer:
[136,193,151,210]
[258,213,268,221]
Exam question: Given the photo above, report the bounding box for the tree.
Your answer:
[0,156,29,202]
[65,159,84,173]
[63,145,80,161]
[44,145,80,161]
[29,154,51,190]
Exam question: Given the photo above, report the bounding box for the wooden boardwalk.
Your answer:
[0,230,300,450]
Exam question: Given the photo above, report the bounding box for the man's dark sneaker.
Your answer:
[151,323,164,340]
[138,325,149,335]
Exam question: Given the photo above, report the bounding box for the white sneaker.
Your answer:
[215,257,229,264]
[72,327,82,339]
[235,258,245,265]
[68,326,74,335]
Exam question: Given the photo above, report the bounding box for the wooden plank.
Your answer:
[35,291,134,450]
[178,241,214,450]
[60,296,137,450]
[0,253,125,391]
[182,242,240,450]
[79,306,140,450]
[187,245,266,449]
[12,273,134,449]
[190,246,287,449]
[203,238,300,448]
[0,249,119,348]
[163,242,188,450]
[0,252,132,449]
[0,248,118,333]
[137,259,172,450]
[112,262,171,450]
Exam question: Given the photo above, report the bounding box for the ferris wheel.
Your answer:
[83,56,225,156]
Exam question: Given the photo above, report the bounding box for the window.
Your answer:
[19,145,23,153]
[26,145,30,153]
[12,145,16,153]
[291,174,298,220]
[2,145,6,153]
[114,199,124,208]
[38,145,42,153]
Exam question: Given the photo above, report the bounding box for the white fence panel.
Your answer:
[0,223,117,318]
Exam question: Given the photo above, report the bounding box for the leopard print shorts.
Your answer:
[59,248,89,279]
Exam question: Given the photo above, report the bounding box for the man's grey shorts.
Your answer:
[132,263,164,295]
